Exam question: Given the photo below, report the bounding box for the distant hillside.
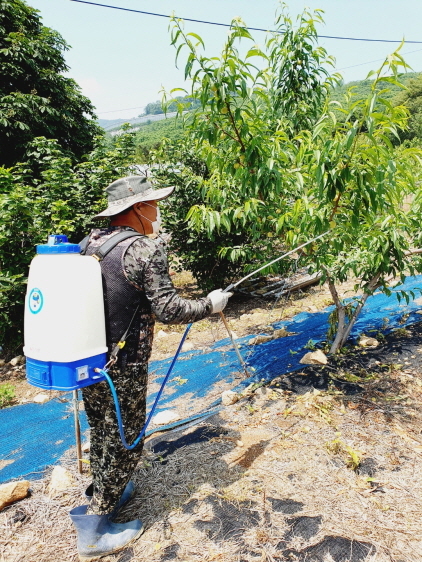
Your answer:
[101,112,180,134]
[106,72,422,160]
[99,112,179,132]
[135,116,185,161]
[331,71,422,103]
[98,95,200,132]
[98,117,127,131]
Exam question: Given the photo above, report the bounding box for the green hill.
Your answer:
[330,71,421,104]
[134,117,184,161]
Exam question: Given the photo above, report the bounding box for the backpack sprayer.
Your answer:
[24,235,108,390]
[24,231,329,457]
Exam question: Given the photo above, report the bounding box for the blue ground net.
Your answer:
[1,275,422,483]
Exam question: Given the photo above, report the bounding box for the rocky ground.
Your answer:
[1,274,422,561]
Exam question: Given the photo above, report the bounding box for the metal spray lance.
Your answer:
[218,231,330,376]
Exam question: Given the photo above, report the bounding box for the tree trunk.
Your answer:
[329,273,381,354]
[328,279,346,354]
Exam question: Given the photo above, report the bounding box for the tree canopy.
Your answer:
[156,7,422,352]
[393,74,422,143]
[156,8,338,287]
[0,0,101,167]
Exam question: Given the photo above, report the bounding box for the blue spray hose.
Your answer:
[96,322,193,450]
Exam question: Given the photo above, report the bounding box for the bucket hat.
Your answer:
[94,176,175,218]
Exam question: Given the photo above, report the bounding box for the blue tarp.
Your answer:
[1,275,422,483]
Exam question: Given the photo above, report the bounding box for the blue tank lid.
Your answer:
[36,234,81,255]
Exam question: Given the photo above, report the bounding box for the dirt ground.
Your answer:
[1,274,422,562]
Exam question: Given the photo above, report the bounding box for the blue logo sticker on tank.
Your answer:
[29,288,44,314]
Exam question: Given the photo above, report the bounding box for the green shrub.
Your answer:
[0,130,137,354]
[0,383,15,408]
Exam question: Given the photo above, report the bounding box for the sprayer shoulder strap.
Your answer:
[79,230,143,366]
[80,231,142,260]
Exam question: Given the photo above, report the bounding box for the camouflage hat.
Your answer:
[94,176,175,218]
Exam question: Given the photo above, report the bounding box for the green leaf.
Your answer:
[231,26,254,41]
[245,48,268,60]
[186,32,205,49]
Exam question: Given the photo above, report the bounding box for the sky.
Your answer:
[27,0,422,120]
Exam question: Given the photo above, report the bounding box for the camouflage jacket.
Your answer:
[88,226,212,325]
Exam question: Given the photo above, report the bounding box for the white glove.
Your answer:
[207,289,233,313]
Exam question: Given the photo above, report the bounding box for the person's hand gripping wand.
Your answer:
[207,288,250,377]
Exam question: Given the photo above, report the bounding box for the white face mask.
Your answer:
[137,202,161,235]
[150,207,161,235]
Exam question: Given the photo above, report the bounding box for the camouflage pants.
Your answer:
[82,362,148,515]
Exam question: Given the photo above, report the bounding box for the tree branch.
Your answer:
[327,276,346,354]
[225,101,247,153]
[405,248,422,256]
[213,122,238,144]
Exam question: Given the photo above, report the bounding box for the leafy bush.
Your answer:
[0,0,101,167]
[152,140,258,290]
[0,130,137,353]
[393,74,422,144]
[0,383,15,408]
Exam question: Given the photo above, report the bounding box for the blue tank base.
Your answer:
[25,353,108,391]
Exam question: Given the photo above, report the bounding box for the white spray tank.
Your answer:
[24,234,108,391]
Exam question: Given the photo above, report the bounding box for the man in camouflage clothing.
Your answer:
[69,176,231,560]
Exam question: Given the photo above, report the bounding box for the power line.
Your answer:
[70,0,422,44]
[337,47,422,72]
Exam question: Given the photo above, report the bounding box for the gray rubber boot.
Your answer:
[85,480,135,515]
[69,505,144,561]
